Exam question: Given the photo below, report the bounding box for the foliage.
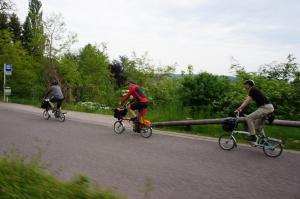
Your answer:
[0,156,124,199]
[22,0,45,57]
[0,1,299,122]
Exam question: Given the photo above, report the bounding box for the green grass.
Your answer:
[0,156,125,199]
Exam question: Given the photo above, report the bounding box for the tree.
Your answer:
[44,13,77,59]
[8,13,22,42]
[0,0,14,14]
[78,44,113,104]
[0,12,7,30]
[22,0,45,57]
[259,54,299,81]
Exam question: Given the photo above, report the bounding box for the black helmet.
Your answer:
[51,80,58,85]
[127,80,136,85]
[243,80,255,87]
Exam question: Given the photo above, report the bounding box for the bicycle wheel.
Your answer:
[263,140,283,157]
[218,134,236,150]
[58,113,66,122]
[140,126,152,138]
[43,110,50,120]
[114,121,125,134]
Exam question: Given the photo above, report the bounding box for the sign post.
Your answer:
[3,64,12,102]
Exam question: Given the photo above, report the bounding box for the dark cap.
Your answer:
[243,80,255,87]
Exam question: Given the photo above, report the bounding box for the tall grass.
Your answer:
[0,150,125,199]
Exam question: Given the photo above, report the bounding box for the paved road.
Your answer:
[0,103,300,199]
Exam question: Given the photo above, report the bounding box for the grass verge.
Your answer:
[0,155,125,199]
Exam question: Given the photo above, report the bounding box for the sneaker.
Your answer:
[248,135,258,146]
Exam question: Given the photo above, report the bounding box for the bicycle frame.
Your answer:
[228,112,283,148]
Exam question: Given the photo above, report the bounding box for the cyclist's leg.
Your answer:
[128,108,137,118]
[255,117,266,136]
[49,97,56,110]
[255,104,274,136]
[56,99,64,112]
[246,108,265,135]
[129,102,138,118]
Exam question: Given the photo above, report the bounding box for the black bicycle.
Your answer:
[41,98,66,122]
[113,104,152,138]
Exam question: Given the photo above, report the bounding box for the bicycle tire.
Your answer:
[59,113,66,122]
[43,110,50,120]
[114,121,125,134]
[263,140,283,158]
[140,126,152,138]
[218,134,236,150]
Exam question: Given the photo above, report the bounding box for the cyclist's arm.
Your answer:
[236,96,252,112]
[119,88,134,104]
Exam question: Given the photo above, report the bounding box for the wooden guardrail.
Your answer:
[152,117,300,128]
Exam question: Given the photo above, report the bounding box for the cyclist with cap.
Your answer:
[235,80,274,145]
[118,80,148,132]
[45,80,64,112]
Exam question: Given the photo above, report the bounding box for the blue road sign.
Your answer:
[4,64,12,75]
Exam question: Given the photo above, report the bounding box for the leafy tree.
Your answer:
[0,30,43,100]
[57,53,80,101]
[78,44,114,104]
[259,54,299,81]
[22,0,45,57]
[179,72,230,117]
[8,13,22,42]
[0,12,7,30]
[44,13,77,59]
[0,0,14,14]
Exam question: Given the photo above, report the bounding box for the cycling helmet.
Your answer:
[51,80,58,85]
[127,80,136,85]
[243,80,255,87]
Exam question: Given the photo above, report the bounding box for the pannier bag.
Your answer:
[114,108,127,119]
[222,117,237,132]
[41,99,50,109]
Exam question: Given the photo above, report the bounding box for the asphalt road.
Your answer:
[0,103,300,199]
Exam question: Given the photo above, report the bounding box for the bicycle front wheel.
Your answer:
[218,134,236,150]
[263,140,283,158]
[43,110,50,120]
[114,121,125,134]
[140,126,152,138]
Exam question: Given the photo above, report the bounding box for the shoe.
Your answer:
[248,135,258,146]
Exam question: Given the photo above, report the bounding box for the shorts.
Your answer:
[131,102,148,117]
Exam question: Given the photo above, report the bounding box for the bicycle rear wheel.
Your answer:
[263,140,283,157]
[140,126,152,138]
[218,134,236,150]
[114,121,125,134]
[58,113,66,122]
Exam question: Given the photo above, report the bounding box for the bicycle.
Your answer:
[113,103,152,138]
[218,111,284,157]
[41,98,66,122]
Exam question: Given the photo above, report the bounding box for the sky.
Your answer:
[14,0,300,75]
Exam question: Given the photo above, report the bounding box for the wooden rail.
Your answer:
[152,117,300,128]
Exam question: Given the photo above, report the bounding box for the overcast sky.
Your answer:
[15,0,300,75]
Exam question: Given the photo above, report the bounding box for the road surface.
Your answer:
[0,103,299,199]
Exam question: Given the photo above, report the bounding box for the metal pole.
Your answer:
[3,64,5,102]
